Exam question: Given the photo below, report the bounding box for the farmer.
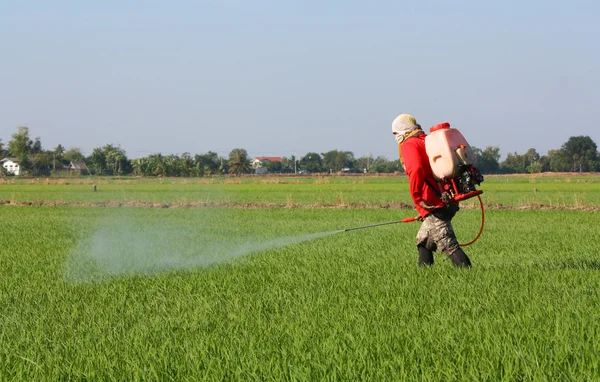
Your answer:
[392,114,472,267]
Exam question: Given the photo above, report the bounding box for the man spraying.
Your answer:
[392,114,472,267]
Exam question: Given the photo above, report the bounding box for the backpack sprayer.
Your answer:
[344,122,485,247]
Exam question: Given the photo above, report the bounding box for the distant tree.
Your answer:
[321,150,337,172]
[8,126,34,174]
[523,148,541,173]
[147,153,169,176]
[501,148,541,173]
[264,160,284,173]
[547,149,570,172]
[51,144,67,170]
[149,154,166,176]
[228,148,251,175]
[63,147,85,163]
[280,157,296,173]
[288,155,300,173]
[105,145,127,175]
[31,151,53,175]
[370,156,402,173]
[88,147,107,175]
[337,151,355,171]
[32,137,42,154]
[561,136,599,172]
[131,157,149,176]
[501,152,522,174]
[178,152,194,177]
[537,154,551,173]
[472,146,500,174]
[299,152,323,173]
[87,144,129,175]
[321,150,355,172]
[54,144,66,157]
[194,151,221,176]
[8,126,33,155]
[0,139,6,158]
[355,154,374,173]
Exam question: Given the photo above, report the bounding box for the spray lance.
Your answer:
[343,216,419,232]
[343,122,486,247]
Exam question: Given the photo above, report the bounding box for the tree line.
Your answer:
[1,126,599,177]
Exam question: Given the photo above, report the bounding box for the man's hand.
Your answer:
[418,200,438,212]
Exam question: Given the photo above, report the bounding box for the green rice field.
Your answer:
[1,175,599,380]
[1,174,600,207]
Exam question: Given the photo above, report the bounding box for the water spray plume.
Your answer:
[64,216,341,283]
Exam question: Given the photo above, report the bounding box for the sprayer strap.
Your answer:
[424,178,443,199]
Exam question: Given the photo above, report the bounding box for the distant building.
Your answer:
[67,161,90,175]
[250,156,284,169]
[1,158,20,175]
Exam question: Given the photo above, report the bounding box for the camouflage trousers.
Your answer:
[416,213,460,256]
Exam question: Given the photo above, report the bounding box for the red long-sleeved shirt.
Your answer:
[400,133,445,217]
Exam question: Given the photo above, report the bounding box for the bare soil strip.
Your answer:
[1,200,599,211]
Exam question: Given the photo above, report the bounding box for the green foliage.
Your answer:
[30,151,53,173]
[87,144,129,175]
[501,137,600,174]
[32,137,42,154]
[561,136,599,172]
[63,147,85,163]
[280,156,297,173]
[228,148,251,175]
[321,150,355,172]
[472,146,501,174]
[8,126,33,173]
[263,159,284,173]
[2,127,599,177]
[194,151,221,175]
[547,149,570,172]
[131,152,224,177]
[299,152,323,173]
[53,144,66,157]
[8,126,33,157]
[369,156,402,173]
[501,148,541,173]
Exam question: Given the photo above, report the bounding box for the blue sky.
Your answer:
[1,1,598,160]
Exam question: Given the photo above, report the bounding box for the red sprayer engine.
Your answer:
[425,122,484,203]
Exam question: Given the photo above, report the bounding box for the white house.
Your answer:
[250,156,284,169]
[1,158,20,175]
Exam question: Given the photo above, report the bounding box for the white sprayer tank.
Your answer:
[425,122,475,180]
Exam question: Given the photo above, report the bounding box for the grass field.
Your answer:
[1,174,600,207]
[1,176,599,380]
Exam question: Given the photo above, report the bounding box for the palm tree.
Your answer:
[148,153,167,176]
[132,158,150,176]
[228,149,251,175]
